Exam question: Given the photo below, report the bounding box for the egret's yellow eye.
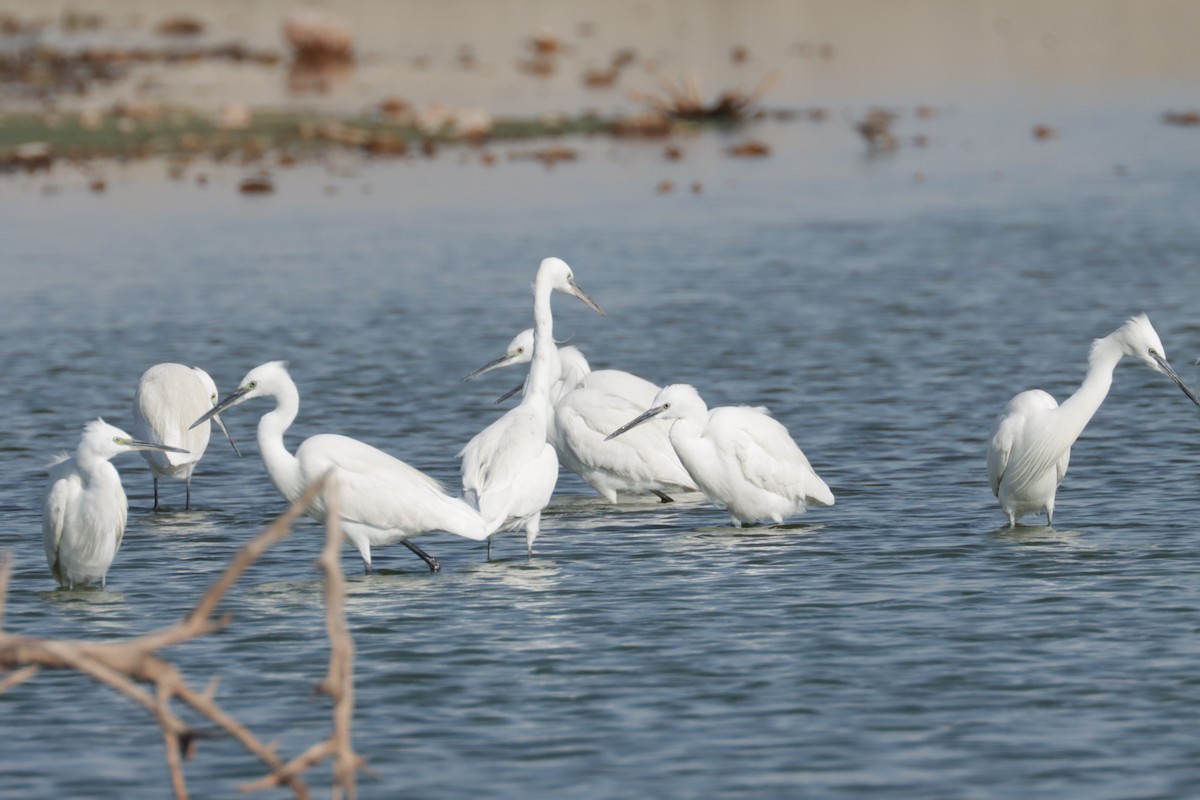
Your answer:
[247,381,258,389]
[113,437,122,444]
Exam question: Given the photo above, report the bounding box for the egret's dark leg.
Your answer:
[652,490,674,504]
[185,477,191,511]
[363,559,372,575]
[153,477,160,512]
[402,539,441,572]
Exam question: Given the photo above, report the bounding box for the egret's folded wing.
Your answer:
[297,434,488,538]
[987,415,1017,498]
[556,389,694,487]
[988,390,1062,497]
[714,406,832,505]
[41,474,71,585]
[459,409,546,495]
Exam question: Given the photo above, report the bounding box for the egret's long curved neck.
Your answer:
[525,277,558,401]
[667,406,709,445]
[1055,333,1124,442]
[74,446,114,482]
[257,379,304,502]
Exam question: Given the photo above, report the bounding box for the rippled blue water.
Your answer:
[3,94,1200,799]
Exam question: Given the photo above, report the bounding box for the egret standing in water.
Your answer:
[607,384,835,526]
[43,419,188,589]
[459,257,605,557]
[463,330,695,503]
[132,363,240,511]
[192,361,489,572]
[987,314,1200,526]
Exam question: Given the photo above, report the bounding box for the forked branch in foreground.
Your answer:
[0,474,365,800]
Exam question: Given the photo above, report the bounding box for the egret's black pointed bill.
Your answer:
[605,405,667,441]
[213,414,242,457]
[126,439,190,454]
[191,386,250,430]
[1156,355,1200,408]
[462,354,517,382]
[569,279,606,317]
[495,383,523,404]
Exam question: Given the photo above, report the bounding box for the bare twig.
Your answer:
[157,681,189,800]
[321,481,359,799]
[244,475,365,798]
[0,664,41,692]
[0,552,11,627]
[0,474,361,799]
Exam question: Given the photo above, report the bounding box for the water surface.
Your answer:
[2,81,1200,798]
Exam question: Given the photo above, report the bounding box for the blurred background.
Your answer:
[2,1,1200,155]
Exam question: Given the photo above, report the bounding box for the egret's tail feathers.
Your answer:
[45,452,71,469]
[477,489,515,536]
[807,477,835,507]
[440,498,491,541]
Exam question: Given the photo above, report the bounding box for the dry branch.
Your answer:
[243,477,362,799]
[0,474,365,799]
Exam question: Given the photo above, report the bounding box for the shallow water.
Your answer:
[3,89,1200,798]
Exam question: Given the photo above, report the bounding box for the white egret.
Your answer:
[607,384,835,526]
[132,362,240,511]
[459,257,605,557]
[192,361,489,572]
[463,329,694,503]
[987,314,1200,526]
[43,419,188,589]
[553,384,698,502]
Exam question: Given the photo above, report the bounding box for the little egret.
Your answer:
[987,313,1200,526]
[192,361,489,572]
[459,257,605,556]
[43,419,188,589]
[606,384,835,526]
[132,363,240,511]
[463,330,694,502]
[554,384,698,502]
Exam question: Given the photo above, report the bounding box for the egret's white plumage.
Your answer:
[553,384,697,502]
[555,345,660,408]
[464,329,694,502]
[607,384,835,526]
[459,257,605,556]
[193,361,488,572]
[42,419,188,589]
[987,314,1200,526]
[133,362,239,510]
